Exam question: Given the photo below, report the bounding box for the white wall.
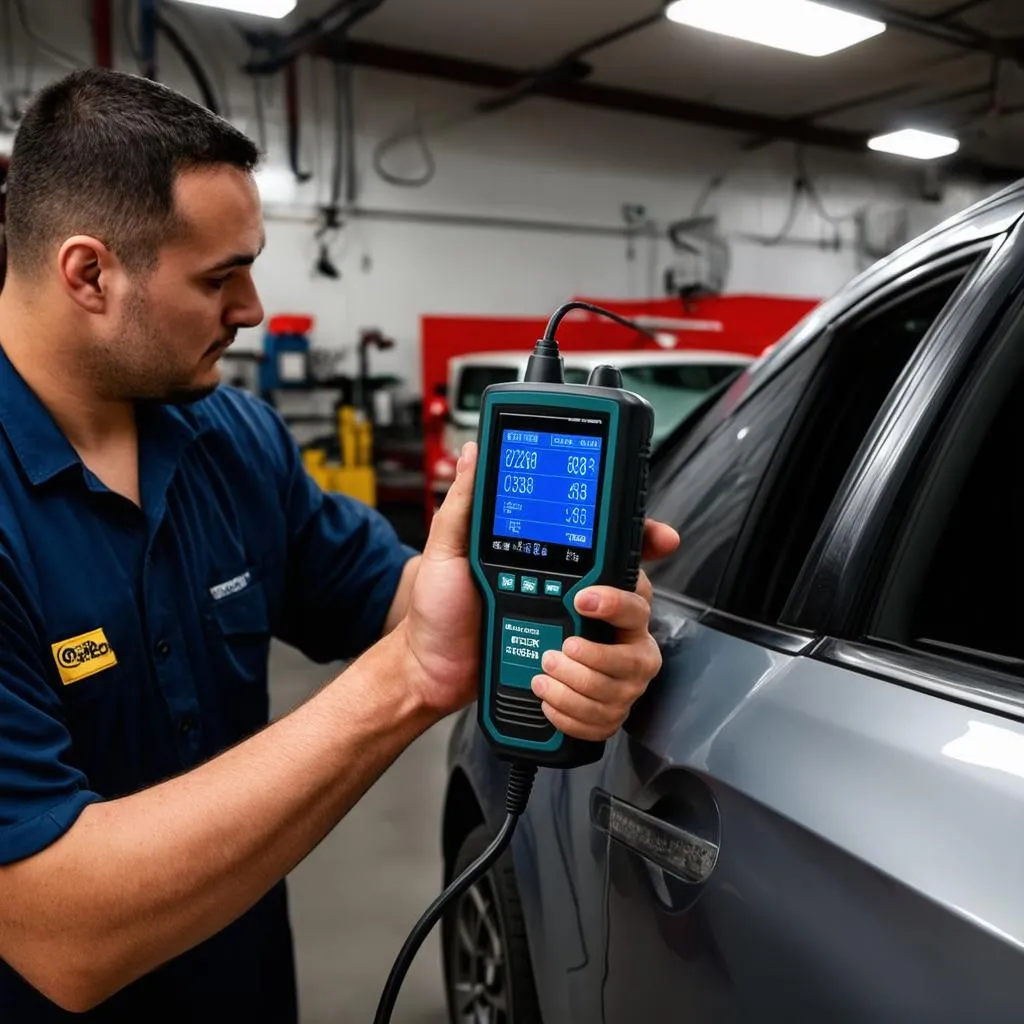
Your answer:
[0,0,1006,391]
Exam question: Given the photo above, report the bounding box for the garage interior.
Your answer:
[1,0,1024,1021]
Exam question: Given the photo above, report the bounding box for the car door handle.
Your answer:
[590,789,719,884]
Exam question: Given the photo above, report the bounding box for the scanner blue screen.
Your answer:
[492,429,603,550]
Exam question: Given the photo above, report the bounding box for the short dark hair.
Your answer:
[5,68,260,278]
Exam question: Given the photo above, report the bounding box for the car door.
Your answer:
[596,220,1024,1022]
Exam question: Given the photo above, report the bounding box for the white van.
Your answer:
[430,348,752,510]
[445,349,752,453]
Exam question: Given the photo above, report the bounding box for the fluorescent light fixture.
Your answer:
[868,128,960,160]
[665,0,886,57]
[170,0,296,17]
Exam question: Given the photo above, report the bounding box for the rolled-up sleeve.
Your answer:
[0,555,101,865]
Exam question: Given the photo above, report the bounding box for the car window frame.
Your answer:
[711,243,991,632]
[787,220,1024,634]
[648,224,1019,655]
[786,216,1024,722]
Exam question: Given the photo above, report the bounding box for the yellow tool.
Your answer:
[302,405,376,507]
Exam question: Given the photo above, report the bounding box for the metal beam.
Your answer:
[930,0,993,23]
[833,0,1021,59]
[322,39,1020,180]
[325,40,868,148]
[742,51,973,151]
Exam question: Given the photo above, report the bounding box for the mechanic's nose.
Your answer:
[230,278,264,330]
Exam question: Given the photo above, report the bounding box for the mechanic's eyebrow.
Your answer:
[202,235,266,274]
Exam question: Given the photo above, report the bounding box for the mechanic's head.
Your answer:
[3,68,265,403]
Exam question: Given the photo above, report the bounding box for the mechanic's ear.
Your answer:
[57,235,118,314]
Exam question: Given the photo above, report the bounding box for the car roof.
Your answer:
[449,350,753,370]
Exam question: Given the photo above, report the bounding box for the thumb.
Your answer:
[425,442,478,560]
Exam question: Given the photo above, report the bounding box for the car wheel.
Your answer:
[442,824,544,1024]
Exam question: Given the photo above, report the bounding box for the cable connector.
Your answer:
[524,338,564,384]
[504,761,538,816]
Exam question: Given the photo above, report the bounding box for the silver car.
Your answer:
[441,179,1024,1022]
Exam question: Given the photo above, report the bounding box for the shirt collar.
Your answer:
[0,342,209,489]
[0,342,81,485]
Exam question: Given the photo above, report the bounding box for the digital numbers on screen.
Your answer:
[492,427,604,551]
[566,455,597,477]
[502,474,535,495]
[504,448,539,470]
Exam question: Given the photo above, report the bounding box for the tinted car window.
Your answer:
[645,345,820,604]
[724,266,974,626]
[868,314,1024,672]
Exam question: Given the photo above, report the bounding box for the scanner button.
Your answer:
[498,573,517,592]
[520,576,539,595]
[543,580,563,597]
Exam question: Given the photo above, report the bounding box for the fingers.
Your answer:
[549,634,662,683]
[424,443,477,560]
[574,586,651,638]
[641,519,680,561]
[529,635,662,742]
[636,570,653,606]
[531,663,650,742]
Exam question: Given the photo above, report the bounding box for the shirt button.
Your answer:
[179,714,198,735]
[156,640,171,657]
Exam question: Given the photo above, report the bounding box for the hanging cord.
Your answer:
[2,0,15,92]
[252,73,267,155]
[12,0,85,70]
[156,16,220,114]
[373,8,663,188]
[372,763,538,1024]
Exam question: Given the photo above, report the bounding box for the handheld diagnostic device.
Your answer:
[374,302,655,1024]
[469,303,654,768]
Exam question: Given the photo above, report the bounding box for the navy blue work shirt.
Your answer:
[0,343,416,1020]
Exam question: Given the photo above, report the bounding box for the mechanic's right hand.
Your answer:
[398,443,482,718]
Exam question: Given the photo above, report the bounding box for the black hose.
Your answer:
[156,16,219,115]
[341,63,357,207]
[245,0,387,76]
[372,762,537,1024]
[286,61,312,184]
[329,61,347,209]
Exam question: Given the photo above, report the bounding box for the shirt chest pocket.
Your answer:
[203,579,271,689]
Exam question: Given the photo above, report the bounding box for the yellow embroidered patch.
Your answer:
[51,628,118,685]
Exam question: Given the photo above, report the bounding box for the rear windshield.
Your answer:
[455,366,519,411]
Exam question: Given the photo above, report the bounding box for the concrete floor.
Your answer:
[268,640,453,1024]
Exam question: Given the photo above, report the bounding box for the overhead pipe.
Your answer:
[93,0,113,69]
[832,0,1020,60]
[138,0,158,80]
[927,0,994,24]
[315,40,1021,180]
[244,0,386,76]
[285,61,312,184]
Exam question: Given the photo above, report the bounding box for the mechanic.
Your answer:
[0,69,679,1020]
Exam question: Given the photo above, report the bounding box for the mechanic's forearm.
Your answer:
[0,624,436,1013]
[382,554,421,634]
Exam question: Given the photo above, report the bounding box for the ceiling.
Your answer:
[261,0,1024,177]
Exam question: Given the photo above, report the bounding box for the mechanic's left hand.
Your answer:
[530,522,679,741]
